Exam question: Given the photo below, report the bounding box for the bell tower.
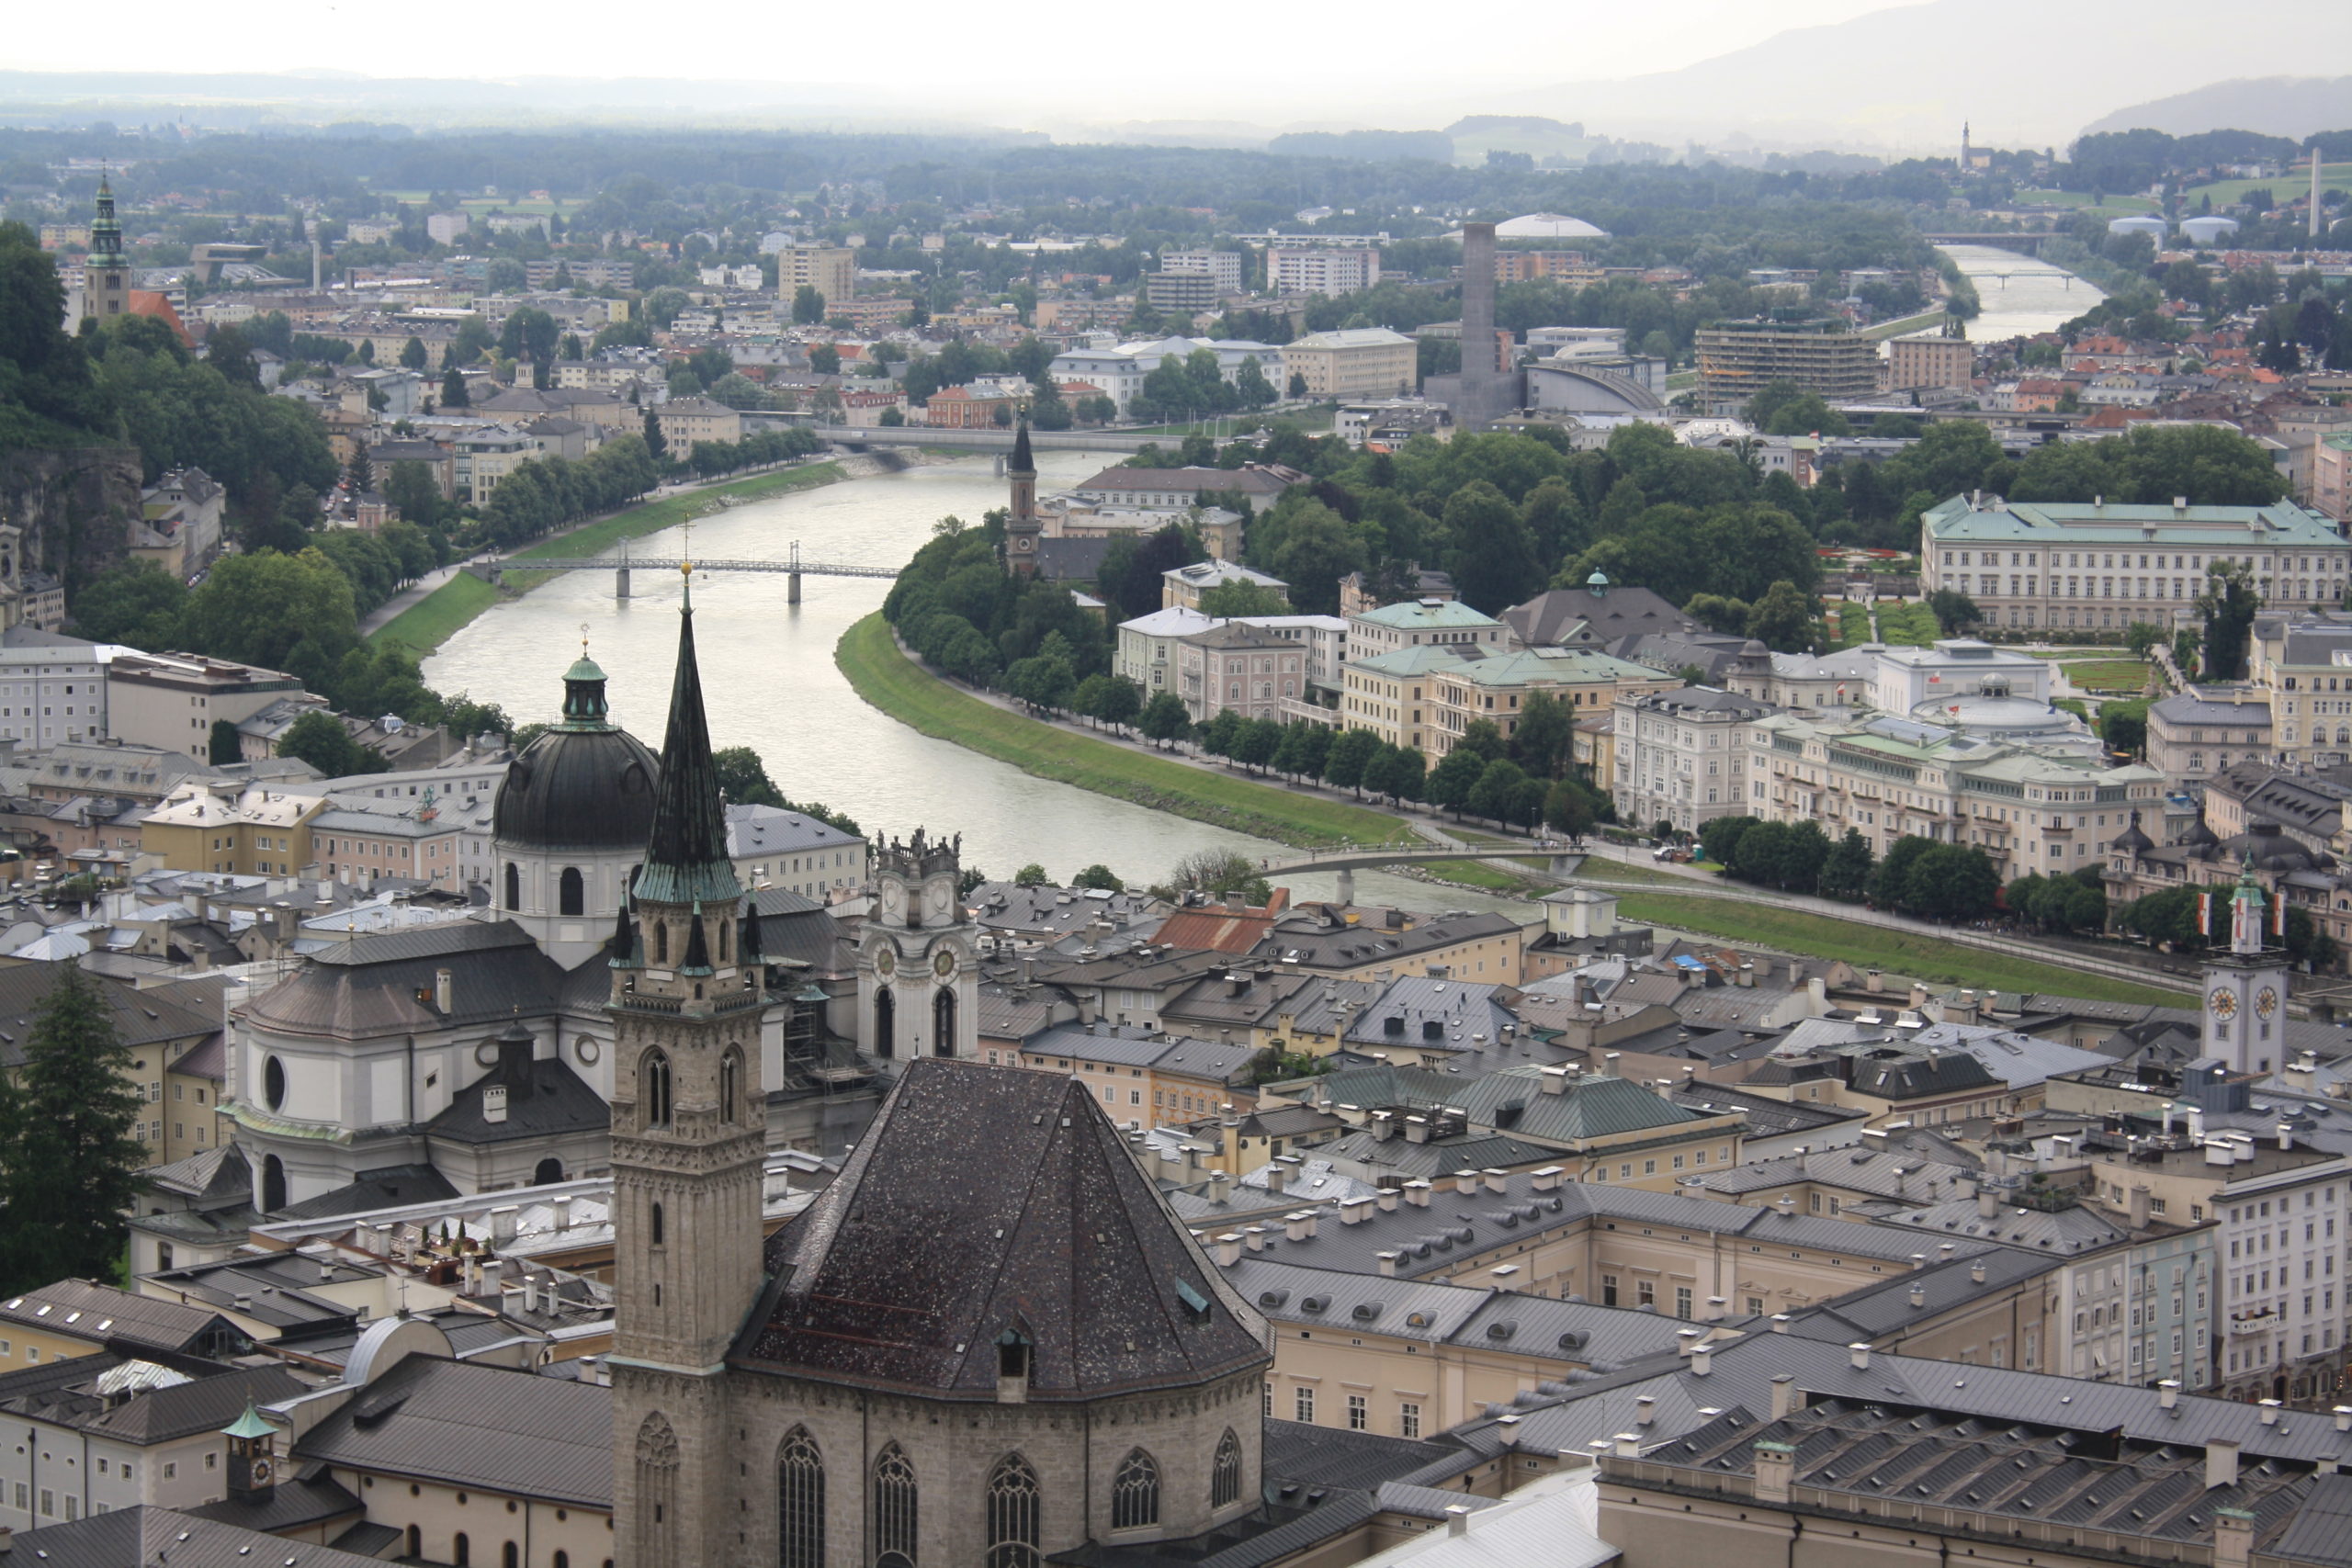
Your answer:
[2201,855,2292,1075]
[609,565,763,1568]
[858,828,978,1066]
[222,1400,278,1503]
[1004,415,1042,578]
[85,171,130,323]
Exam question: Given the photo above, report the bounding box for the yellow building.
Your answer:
[1428,647,1680,760]
[775,245,857,310]
[1282,327,1418,400]
[0,964,226,1170]
[139,779,324,877]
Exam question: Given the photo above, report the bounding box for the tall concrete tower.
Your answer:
[2314,148,2325,242]
[1458,220,1501,431]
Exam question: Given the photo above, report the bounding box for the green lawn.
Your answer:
[1613,893,2190,1006]
[2055,658,2153,692]
[367,463,850,656]
[2179,164,2352,210]
[2014,189,2161,214]
[837,614,1418,851]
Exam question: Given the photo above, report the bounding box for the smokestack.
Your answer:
[2317,149,2326,242]
[1459,221,1499,430]
[311,237,322,292]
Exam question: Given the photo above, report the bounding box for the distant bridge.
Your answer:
[1924,232,2054,257]
[808,424,1164,460]
[484,542,897,602]
[1261,843,1588,904]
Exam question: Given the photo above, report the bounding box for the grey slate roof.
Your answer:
[424,1055,609,1145]
[0,1361,303,1445]
[1778,1245,2064,1342]
[2272,1473,2352,1568]
[0,1279,232,1353]
[0,961,219,1072]
[293,1353,613,1506]
[243,919,569,1038]
[10,1507,391,1568]
[1862,1191,2135,1256]
[740,1058,1272,1402]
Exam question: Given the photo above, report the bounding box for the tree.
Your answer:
[1817,829,1874,902]
[1699,815,1759,868]
[209,718,243,765]
[1744,581,1816,653]
[1466,758,1529,826]
[641,406,667,460]
[2101,701,2149,759]
[1323,728,1378,795]
[1287,371,1308,399]
[1072,864,1125,892]
[1903,843,2000,920]
[1363,743,1426,805]
[1441,480,1543,615]
[1925,588,1982,635]
[277,710,379,776]
[792,285,827,324]
[383,460,447,530]
[1544,779,1595,840]
[1512,691,1575,778]
[808,343,842,376]
[1871,835,1931,909]
[2124,621,2165,657]
[2197,559,2261,680]
[0,963,149,1291]
[1012,863,1050,887]
[1167,849,1270,906]
[1426,747,1487,818]
[440,365,469,409]
[67,560,187,649]
[1235,716,1283,773]
[1197,580,1289,617]
[713,746,788,807]
[1454,719,1508,766]
[345,442,374,497]
[1138,691,1192,749]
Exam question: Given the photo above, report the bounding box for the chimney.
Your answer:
[552,1195,572,1232]
[1753,1440,1796,1503]
[1340,1197,1374,1225]
[1376,1251,1399,1277]
[1969,1261,1987,1285]
[2337,1407,2352,1434]
[1636,1395,1657,1426]
[1445,1505,1473,1539]
[1539,1066,1568,1096]
[1613,1432,1642,1460]
[523,1273,541,1314]
[1849,1342,1871,1371]
[2259,1399,2282,1427]
[1209,1169,1232,1204]
[1978,1188,1999,1219]
[1455,1169,1482,1195]
[2279,1123,2295,1153]
[1483,1168,1509,1194]
[1705,1295,1727,1320]
[1405,1116,1431,1144]
[1909,1283,1927,1309]
[491,1205,519,1245]
[2127,1185,2151,1229]
[1909,1253,1928,1271]
[2206,1438,2239,1490]
[2158,1380,2181,1410]
[1690,1344,1713,1376]
[1770,1314,1792,1335]
[1770,1375,1797,1420]
[1376,1187,1400,1213]
[1214,1234,1242,1268]
[1601,1052,1621,1077]
[1284,1211,1317,1243]
[1677,1329,1703,1357]
[434,967,453,1013]
[1372,1111,1395,1140]
[1404,1180,1432,1207]
[1243,1225,1268,1253]
[1266,1164,1287,1197]
[1530,1167,1564,1191]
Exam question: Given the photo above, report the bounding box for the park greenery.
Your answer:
[0,964,149,1292]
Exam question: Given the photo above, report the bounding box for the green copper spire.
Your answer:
[222,1398,275,1441]
[633,592,741,908]
[89,169,123,264]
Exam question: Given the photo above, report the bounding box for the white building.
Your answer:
[1267,247,1381,295]
[1116,606,1219,695]
[1611,685,1775,835]
[1159,249,1245,291]
[1047,336,1285,417]
[0,628,119,747]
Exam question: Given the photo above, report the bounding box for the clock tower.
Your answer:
[2202,856,2291,1075]
[858,827,978,1066]
[1003,415,1042,579]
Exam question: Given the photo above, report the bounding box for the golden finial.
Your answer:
[580,622,590,659]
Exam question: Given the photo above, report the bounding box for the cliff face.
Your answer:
[0,445,141,592]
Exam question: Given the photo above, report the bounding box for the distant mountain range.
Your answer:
[1472,0,2344,152]
[2081,77,2352,141]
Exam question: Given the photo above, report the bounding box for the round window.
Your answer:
[574,1037,601,1066]
[263,1055,287,1112]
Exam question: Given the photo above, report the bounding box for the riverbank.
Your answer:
[371,457,872,656]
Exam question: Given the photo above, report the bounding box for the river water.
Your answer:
[425,452,1514,913]
[1937,243,2106,342]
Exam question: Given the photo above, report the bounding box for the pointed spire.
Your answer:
[680,904,714,976]
[634,598,741,908]
[608,895,639,968]
[1010,414,1035,475]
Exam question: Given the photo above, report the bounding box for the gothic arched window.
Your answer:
[650,1201,663,1247]
[503,862,520,910]
[932,987,956,1057]
[560,866,585,916]
[1212,1429,1242,1509]
[870,1443,917,1567]
[641,1050,673,1129]
[987,1452,1041,1568]
[719,918,729,963]
[776,1427,823,1568]
[655,919,669,964]
[875,988,895,1060]
[1112,1449,1159,1531]
[720,1049,741,1125]
[633,1414,679,1568]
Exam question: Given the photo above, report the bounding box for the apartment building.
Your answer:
[449,424,535,504]
[107,652,306,761]
[1426,647,1678,759]
[1743,708,2165,877]
[1145,271,1220,313]
[139,780,325,877]
[1267,246,1380,295]
[1005,1022,1258,1134]
[1920,493,2352,634]
[774,244,856,309]
[653,396,743,452]
[0,630,114,747]
[1162,558,1289,613]
[1611,686,1773,836]
[1342,598,1513,750]
[2146,684,2275,791]
[1160,249,1246,291]
[2245,611,2352,768]
[1693,318,1878,413]
[1883,331,1974,391]
[1176,620,1308,724]
[1282,328,1418,400]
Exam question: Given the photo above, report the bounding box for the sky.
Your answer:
[4,0,1921,104]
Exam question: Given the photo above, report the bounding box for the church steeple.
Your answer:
[1004,415,1042,578]
[636,571,741,908]
[90,171,124,264]
[84,168,130,323]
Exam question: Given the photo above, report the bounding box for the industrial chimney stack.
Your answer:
[1459,221,1499,431]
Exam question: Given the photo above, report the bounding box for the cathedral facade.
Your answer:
[607,584,1272,1567]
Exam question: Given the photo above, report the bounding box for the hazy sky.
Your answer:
[8,0,1918,98]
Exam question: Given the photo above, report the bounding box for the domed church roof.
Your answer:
[492,652,659,853]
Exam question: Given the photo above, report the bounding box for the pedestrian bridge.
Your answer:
[482,542,897,601]
[808,424,1162,456]
[1261,842,1588,902]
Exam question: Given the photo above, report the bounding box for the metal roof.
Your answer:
[294,1353,613,1506]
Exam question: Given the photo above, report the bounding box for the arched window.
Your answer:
[1112,1449,1159,1531]
[655,919,669,964]
[406,1527,422,1560]
[776,1427,824,1568]
[633,1414,679,1568]
[1213,1428,1242,1509]
[642,1049,673,1129]
[455,1534,470,1568]
[560,866,585,917]
[720,1049,741,1125]
[870,1443,917,1567]
[261,1154,287,1213]
[650,1202,664,1247]
[719,919,729,963]
[986,1452,1041,1568]
[932,987,956,1057]
[533,1157,564,1186]
[503,1542,519,1568]
[503,863,520,910]
[875,988,895,1060]
[554,1555,569,1568]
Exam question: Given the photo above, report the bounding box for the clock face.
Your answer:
[2209,987,2238,1021]
[2256,987,2279,1020]
[248,1458,273,1485]
[933,948,956,978]
[875,946,896,977]
[1015,536,1034,551]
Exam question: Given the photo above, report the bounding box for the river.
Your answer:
[424,452,1520,914]
[1937,243,2106,342]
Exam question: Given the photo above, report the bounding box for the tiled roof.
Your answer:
[294,1354,613,1506]
[0,1279,227,1352]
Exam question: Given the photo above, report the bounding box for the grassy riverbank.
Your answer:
[1612,892,2190,1006]
[369,461,849,655]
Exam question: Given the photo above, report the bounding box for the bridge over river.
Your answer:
[483,541,897,601]
[1260,843,1588,905]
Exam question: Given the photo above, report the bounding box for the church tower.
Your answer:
[2201,856,2291,1075]
[85,172,130,324]
[1004,415,1042,578]
[857,828,978,1066]
[608,567,764,1568]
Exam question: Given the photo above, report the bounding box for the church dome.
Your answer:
[493,654,660,853]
